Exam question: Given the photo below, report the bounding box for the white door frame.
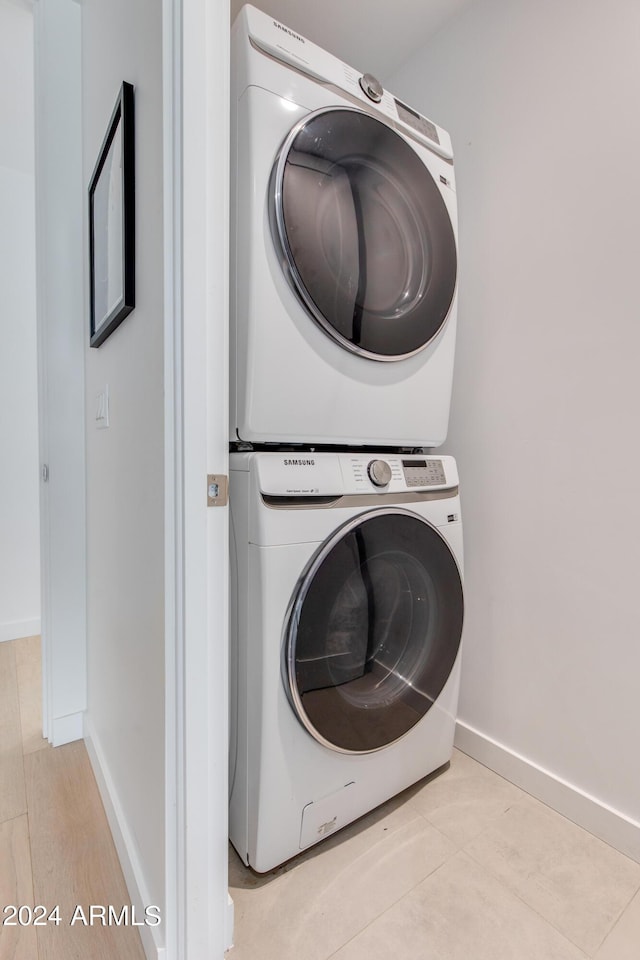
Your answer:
[33,0,87,748]
[163,0,232,956]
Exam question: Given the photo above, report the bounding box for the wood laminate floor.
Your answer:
[0,636,146,960]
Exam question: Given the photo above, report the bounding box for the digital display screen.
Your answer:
[394,99,440,145]
[395,99,420,121]
[403,459,427,468]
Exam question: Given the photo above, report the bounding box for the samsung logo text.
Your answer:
[273,21,305,43]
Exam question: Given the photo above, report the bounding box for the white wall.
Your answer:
[81,0,165,951]
[389,0,640,855]
[0,0,41,644]
[34,0,87,746]
[230,0,475,79]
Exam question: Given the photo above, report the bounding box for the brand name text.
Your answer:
[273,21,305,43]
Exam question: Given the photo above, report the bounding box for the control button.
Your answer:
[359,73,383,103]
[367,459,392,487]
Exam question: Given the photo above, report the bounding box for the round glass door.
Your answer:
[285,509,464,753]
[273,107,457,361]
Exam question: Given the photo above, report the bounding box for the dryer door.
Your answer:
[285,509,463,753]
[273,107,457,361]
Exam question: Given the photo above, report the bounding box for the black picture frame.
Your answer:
[88,81,135,348]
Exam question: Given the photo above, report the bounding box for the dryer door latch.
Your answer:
[207,474,228,507]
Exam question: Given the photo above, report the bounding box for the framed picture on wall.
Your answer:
[88,81,135,348]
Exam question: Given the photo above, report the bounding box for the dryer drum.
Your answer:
[285,508,464,753]
[273,107,458,361]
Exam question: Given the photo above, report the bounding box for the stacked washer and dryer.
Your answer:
[229,5,464,873]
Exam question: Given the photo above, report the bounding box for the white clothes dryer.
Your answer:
[231,6,459,448]
[229,451,464,872]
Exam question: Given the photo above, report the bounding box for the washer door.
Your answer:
[285,509,464,753]
[273,107,457,361]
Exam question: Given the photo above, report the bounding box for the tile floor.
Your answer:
[227,750,640,960]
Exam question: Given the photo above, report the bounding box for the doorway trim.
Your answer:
[163,0,232,956]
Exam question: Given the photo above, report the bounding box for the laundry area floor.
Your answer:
[4,636,640,959]
[228,749,640,960]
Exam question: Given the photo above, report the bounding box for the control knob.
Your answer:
[367,459,392,487]
[358,73,383,103]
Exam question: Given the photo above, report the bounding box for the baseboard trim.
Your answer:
[0,618,41,644]
[225,892,234,951]
[455,720,640,864]
[84,716,165,960]
[50,711,83,746]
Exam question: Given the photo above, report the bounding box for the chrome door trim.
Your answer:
[283,506,463,755]
[272,105,456,363]
[263,486,459,509]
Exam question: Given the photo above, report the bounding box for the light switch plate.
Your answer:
[96,385,109,429]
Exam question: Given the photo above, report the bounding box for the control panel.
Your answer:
[340,455,452,493]
[243,5,453,160]
[394,99,440,144]
[401,458,447,487]
[254,453,457,496]
[359,73,383,103]
[367,459,393,487]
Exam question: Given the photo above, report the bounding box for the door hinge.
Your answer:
[42,464,49,482]
[207,474,228,507]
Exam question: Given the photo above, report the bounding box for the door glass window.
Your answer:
[274,109,457,360]
[286,510,463,753]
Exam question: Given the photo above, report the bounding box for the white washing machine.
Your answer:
[229,451,464,872]
[231,5,459,448]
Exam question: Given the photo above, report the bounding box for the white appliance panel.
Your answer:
[231,5,459,447]
[229,452,464,871]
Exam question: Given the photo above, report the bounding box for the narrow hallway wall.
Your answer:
[82,0,165,946]
[0,0,40,644]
